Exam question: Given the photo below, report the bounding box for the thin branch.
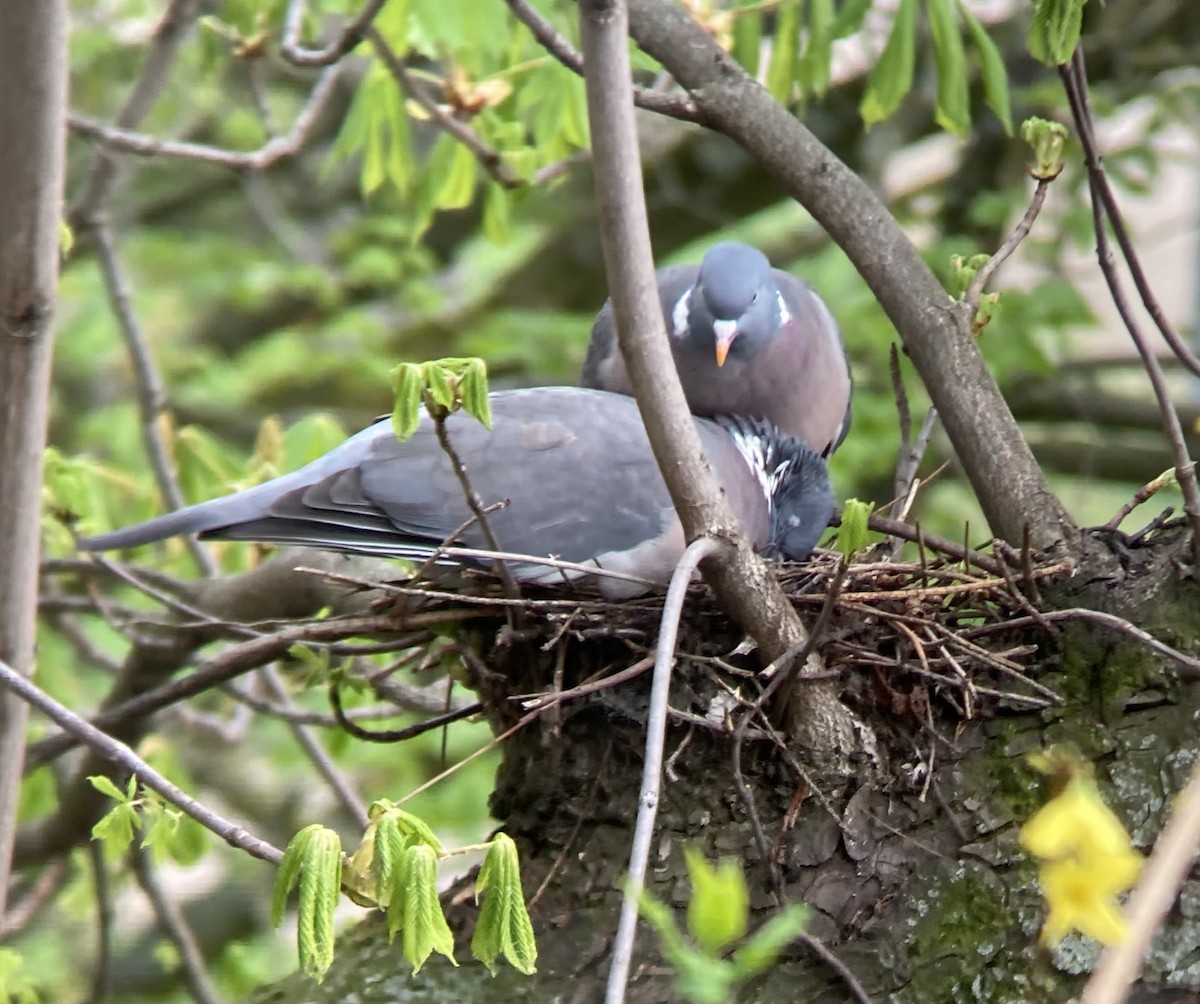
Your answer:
[67,64,342,173]
[0,657,284,865]
[93,219,213,576]
[24,614,405,769]
[328,684,482,743]
[1060,53,1200,564]
[606,536,719,1004]
[366,28,522,189]
[430,412,523,609]
[257,664,368,828]
[1105,471,1177,530]
[70,0,204,225]
[131,844,224,1004]
[964,179,1052,310]
[0,859,69,943]
[503,0,699,122]
[280,0,388,66]
[1080,756,1200,1004]
[85,842,113,1004]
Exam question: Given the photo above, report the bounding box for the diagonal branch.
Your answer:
[577,0,856,751]
[1059,52,1200,564]
[280,0,389,67]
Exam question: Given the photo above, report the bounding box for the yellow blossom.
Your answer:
[1037,856,1139,947]
[1020,778,1137,861]
[1019,773,1143,948]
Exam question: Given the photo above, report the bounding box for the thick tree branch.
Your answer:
[625,0,1075,552]
[577,0,856,750]
[0,0,69,913]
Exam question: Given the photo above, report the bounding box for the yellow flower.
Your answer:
[1037,854,1140,947]
[1020,775,1143,947]
[1020,778,1136,861]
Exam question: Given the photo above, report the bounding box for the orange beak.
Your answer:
[713,320,738,367]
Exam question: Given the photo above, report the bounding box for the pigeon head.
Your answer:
[718,415,835,562]
[687,242,785,367]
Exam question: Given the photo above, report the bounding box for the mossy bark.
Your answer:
[250,528,1200,1004]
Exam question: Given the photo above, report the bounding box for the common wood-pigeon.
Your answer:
[78,388,834,599]
[582,242,852,457]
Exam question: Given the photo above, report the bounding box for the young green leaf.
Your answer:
[422,361,456,411]
[296,826,342,981]
[372,811,407,909]
[684,847,749,955]
[729,904,809,977]
[838,498,873,558]
[401,844,457,972]
[926,0,970,137]
[87,774,131,804]
[960,2,1013,134]
[460,358,492,429]
[765,0,801,105]
[393,807,445,854]
[271,825,314,928]
[91,801,139,859]
[437,142,477,211]
[0,947,39,1004]
[391,362,425,441]
[832,0,873,38]
[860,0,917,127]
[1027,0,1086,66]
[472,833,537,974]
[799,0,834,98]
[731,7,762,78]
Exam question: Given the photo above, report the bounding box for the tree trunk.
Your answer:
[0,0,69,913]
[249,527,1200,1004]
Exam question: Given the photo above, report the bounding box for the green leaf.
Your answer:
[0,947,40,1004]
[391,363,425,441]
[91,802,139,859]
[729,904,809,977]
[684,847,748,955]
[799,0,834,97]
[960,2,1013,134]
[765,0,801,105]
[422,361,456,411]
[926,0,970,137]
[296,826,342,981]
[732,9,762,78]
[832,0,873,38]
[436,142,478,211]
[87,775,130,803]
[373,811,408,909]
[860,0,917,127]
[1027,0,1086,66]
[271,825,314,928]
[472,833,537,974]
[482,183,511,245]
[460,359,492,429]
[838,498,873,558]
[401,845,457,972]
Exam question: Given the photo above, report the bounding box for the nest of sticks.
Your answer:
[315,534,1076,753]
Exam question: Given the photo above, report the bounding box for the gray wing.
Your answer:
[580,264,700,394]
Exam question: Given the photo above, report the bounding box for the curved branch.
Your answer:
[578,0,855,749]
[625,0,1076,551]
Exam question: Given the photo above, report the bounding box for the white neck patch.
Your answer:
[726,427,776,516]
[671,290,691,339]
[775,289,791,327]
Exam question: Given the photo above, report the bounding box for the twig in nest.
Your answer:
[329,682,482,742]
[1106,469,1179,530]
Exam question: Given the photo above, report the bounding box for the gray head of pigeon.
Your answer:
[684,242,785,367]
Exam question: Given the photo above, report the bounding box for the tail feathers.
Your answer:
[77,483,287,553]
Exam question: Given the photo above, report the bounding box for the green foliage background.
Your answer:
[14,0,1198,999]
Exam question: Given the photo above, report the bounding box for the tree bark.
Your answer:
[0,0,69,914]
